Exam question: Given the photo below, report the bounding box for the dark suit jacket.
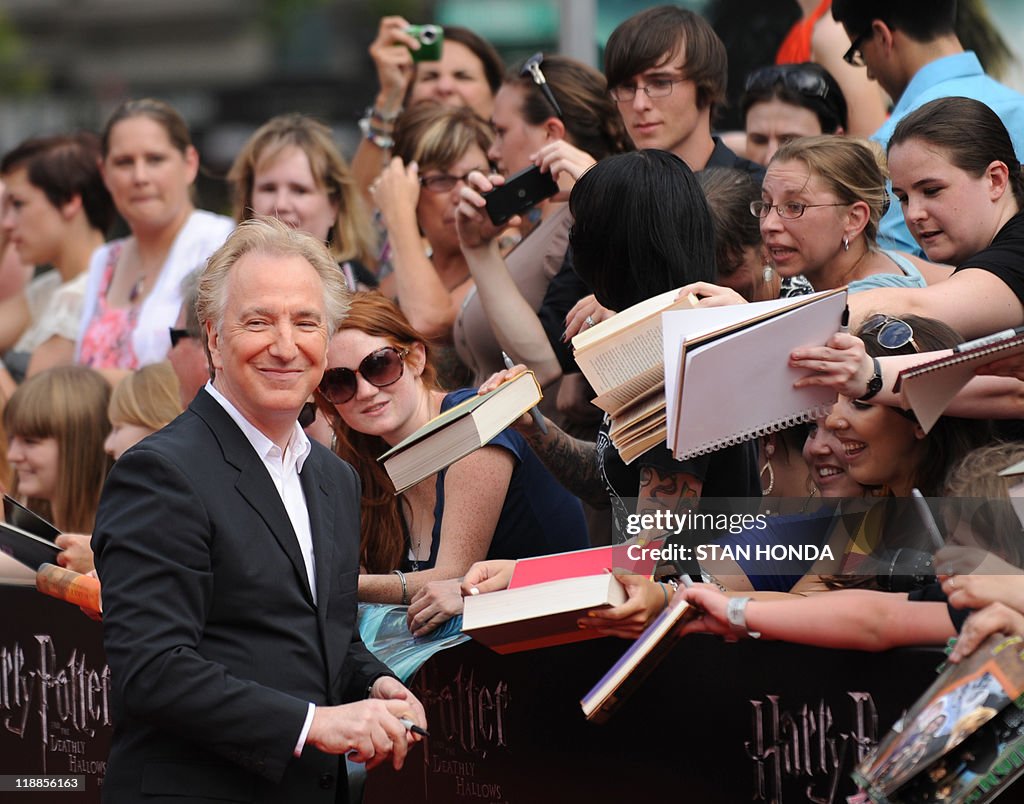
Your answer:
[93,389,390,803]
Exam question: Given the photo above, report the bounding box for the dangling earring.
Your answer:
[842,235,850,252]
[760,438,776,496]
[762,264,775,283]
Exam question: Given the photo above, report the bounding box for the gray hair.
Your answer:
[197,217,350,371]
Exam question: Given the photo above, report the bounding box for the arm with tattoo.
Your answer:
[521,420,608,508]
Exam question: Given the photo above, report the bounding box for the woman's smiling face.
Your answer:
[825,396,925,496]
[802,417,863,497]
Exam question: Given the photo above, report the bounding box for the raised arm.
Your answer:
[457,171,564,383]
[848,269,1024,339]
[349,16,418,204]
[375,158,466,339]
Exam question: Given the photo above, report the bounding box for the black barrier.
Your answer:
[0,586,110,803]
[364,637,1024,804]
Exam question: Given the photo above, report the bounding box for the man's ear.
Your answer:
[206,319,222,373]
[871,19,894,52]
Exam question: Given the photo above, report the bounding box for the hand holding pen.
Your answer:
[501,351,549,434]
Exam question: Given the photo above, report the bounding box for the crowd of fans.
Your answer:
[5,0,1024,792]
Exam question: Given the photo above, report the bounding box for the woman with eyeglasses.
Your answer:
[372,104,492,384]
[455,54,632,387]
[741,62,847,167]
[757,135,943,294]
[316,292,587,635]
[848,97,1024,339]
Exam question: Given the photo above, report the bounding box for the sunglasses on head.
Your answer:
[318,346,409,404]
[744,64,831,101]
[861,314,920,352]
[521,52,563,119]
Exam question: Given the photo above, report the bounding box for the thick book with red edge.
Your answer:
[507,542,662,590]
[462,572,628,654]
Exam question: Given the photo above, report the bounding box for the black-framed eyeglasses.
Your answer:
[319,346,409,405]
[168,327,193,348]
[750,200,849,220]
[861,314,920,352]
[419,170,487,194]
[843,31,870,67]
[521,52,563,119]
[744,64,831,101]
[609,78,685,103]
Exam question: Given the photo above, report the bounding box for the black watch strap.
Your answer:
[858,356,884,401]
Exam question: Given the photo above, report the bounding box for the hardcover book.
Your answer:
[380,371,542,493]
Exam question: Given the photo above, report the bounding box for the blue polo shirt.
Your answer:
[872,52,1024,256]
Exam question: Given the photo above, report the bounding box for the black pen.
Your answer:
[839,305,850,334]
[501,351,549,434]
[398,717,430,738]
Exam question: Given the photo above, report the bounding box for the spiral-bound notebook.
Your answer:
[897,330,1024,433]
[664,289,847,460]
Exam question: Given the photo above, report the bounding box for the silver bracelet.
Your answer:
[392,568,408,605]
[725,596,761,639]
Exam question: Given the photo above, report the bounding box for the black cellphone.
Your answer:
[483,165,559,226]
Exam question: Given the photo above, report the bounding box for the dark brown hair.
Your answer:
[604,5,727,112]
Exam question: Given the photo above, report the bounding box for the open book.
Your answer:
[663,289,846,460]
[461,573,626,654]
[379,371,542,493]
[571,288,698,415]
[896,328,1024,433]
[853,633,1024,803]
[581,590,697,723]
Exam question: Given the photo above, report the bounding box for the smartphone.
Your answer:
[483,165,560,226]
[406,25,443,62]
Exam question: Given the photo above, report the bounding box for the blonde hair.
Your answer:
[392,103,493,172]
[771,135,891,246]
[228,114,377,269]
[3,367,112,532]
[109,362,182,430]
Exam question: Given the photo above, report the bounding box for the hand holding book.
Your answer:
[576,574,671,640]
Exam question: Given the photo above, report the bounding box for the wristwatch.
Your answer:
[857,356,884,401]
[725,596,761,639]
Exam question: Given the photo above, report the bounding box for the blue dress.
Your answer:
[400,388,589,571]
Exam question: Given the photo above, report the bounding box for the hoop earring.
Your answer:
[842,235,850,251]
[760,439,776,496]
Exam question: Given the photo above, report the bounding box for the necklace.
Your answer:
[128,274,146,304]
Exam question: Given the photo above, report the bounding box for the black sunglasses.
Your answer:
[319,346,409,404]
[521,52,563,119]
[744,64,831,102]
[843,31,869,67]
[168,327,193,348]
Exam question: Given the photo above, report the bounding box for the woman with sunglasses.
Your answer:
[317,292,587,635]
[741,62,847,167]
[372,104,491,381]
[849,97,1024,339]
[454,53,631,387]
[757,135,947,295]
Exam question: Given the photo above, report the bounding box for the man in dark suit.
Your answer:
[93,217,426,803]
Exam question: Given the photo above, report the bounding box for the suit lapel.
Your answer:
[301,449,334,616]
[191,390,316,607]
